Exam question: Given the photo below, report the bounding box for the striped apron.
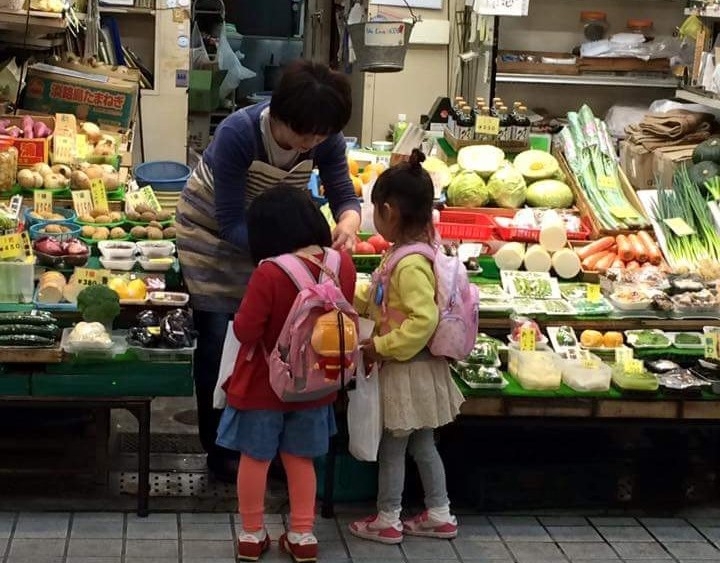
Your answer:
[176,157,313,313]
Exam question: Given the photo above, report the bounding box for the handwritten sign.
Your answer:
[8,195,23,219]
[664,217,696,237]
[614,345,633,366]
[72,190,94,218]
[623,358,644,375]
[586,284,601,302]
[125,186,162,214]
[74,267,111,287]
[0,233,24,260]
[34,190,53,215]
[475,115,500,137]
[473,0,529,17]
[597,175,616,190]
[90,178,109,213]
[364,22,407,47]
[519,326,536,351]
[705,332,719,359]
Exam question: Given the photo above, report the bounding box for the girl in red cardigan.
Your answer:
[217,184,356,563]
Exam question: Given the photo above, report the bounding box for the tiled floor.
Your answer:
[0,512,720,563]
[2,512,720,563]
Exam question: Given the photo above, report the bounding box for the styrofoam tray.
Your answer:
[666,331,704,350]
[61,328,128,358]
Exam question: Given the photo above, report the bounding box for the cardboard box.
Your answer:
[188,69,226,113]
[620,140,655,190]
[22,64,138,128]
[652,145,696,189]
[0,115,54,168]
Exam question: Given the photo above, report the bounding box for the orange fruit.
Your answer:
[347,157,359,176]
[107,277,129,300]
[365,162,386,176]
[126,278,147,300]
[360,170,376,185]
[351,175,363,197]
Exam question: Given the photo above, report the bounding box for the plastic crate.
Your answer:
[315,453,378,502]
[436,210,496,241]
[495,218,592,243]
[133,161,191,191]
[29,222,82,242]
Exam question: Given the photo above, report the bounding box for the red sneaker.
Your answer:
[236,530,270,561]
[348,515,403,544]
[279,532,318,563]
[403,511,458,539]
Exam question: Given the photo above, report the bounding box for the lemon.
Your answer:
[126,278,147,300]
[107,277,129,300]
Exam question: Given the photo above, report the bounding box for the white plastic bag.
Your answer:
[217,30,256,100]
[213,321,240,409]
[347,356,381,462]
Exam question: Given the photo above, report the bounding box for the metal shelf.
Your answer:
[685,6,720,19]
[675,88,720,110]
[99,7,156,15]
[496,73,679,88]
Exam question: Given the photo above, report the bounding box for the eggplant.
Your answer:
[160,309,196,348]
[136,309,161,327]
[127,326,159,348]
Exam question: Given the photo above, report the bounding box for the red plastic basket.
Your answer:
[435,210,496,241]
[495,218,592,243]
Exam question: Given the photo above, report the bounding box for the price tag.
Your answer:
[598,175,616,190]
[8,195,23,219]
[705,332,719,359]
[20,231,33,257]
[140,186,162,213]
[475,115,500,136]
[519,326,536,351]
[580,349,598,369]
[74,267,111,287]
[664,217,696,237]
[0,233,24,260]
[53,136,75,164]
[124,190,145,213]
[75,134,88,160]
[623,358,644,375]
[72,190,94,218]
[34,190,53,215]
[615,345,633,366]
[90,178,109,213]
[610,205,640,219]
[586,284,601,302]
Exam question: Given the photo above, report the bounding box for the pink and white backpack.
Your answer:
[265,249,360,402]
[371,243,479,360]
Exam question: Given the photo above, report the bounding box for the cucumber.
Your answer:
[0,324,59,338]
[0,334,56,346]
[0,312,57,326]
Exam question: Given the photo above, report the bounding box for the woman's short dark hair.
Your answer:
[247,183,332,264]
[270,59,352,136]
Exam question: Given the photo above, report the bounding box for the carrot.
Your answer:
[628,233,648,263]
[637,230,661,265]
[611,258,624,269]
[582,250,611,271]
[595,252,617,272]
[576,236,615,261]
[626,260,640,270]
[615,234,634,262]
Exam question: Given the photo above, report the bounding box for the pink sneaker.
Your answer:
[403,511,458,539]
[349,515,403,544]
[236,529,271,561]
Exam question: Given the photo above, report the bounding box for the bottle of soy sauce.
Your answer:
[515,105,531,144]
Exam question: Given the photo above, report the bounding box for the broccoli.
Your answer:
[77,284,121,324]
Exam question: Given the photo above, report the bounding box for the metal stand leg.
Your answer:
[93,407,111,486]
[321,436,337,519]
[129,401,152,517]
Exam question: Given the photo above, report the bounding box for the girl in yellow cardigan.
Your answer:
[350,150,464,545]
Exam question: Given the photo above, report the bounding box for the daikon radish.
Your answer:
[524,244,552,272]
[494,242,525,271]
[538,210,567,252]
[551,248,581,279]
[37,279,66,304]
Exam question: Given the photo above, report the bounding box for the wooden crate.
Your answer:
[443,127,529,153]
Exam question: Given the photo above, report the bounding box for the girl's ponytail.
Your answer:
[408,148,426,169]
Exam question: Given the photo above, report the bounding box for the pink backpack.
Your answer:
[371,243,479,360]
[265,249,360,402]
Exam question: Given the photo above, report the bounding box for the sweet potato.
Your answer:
[33,121,51,138]
[21,115,34,139]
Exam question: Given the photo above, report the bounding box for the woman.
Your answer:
[176,59,361,481]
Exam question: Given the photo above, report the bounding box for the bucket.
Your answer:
[349,20,414,73]
[133,161,192,192]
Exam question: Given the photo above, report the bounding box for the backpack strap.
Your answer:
[375,242,436,307]
[265,254,318,291]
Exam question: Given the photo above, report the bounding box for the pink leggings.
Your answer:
[238,452,316,533]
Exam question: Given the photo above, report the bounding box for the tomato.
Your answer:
[354,241,376,255]
[367,234,390,253]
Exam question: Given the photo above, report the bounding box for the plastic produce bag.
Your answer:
[217,30,256,100]
[191,23,211,69]
[347,356,381,462]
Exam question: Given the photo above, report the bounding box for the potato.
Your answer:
[109,211,122,222]
[147,220,163,229]
[110,227,126,239]
[79,214,95,223]
[156,211,173,221]
[29,211,43,219]
[32,163,52,177]
[126,211,141,221]
[94,214,112,223]
[100,164,116,174]
[134,203,151,214]
[92,230,109,241]
[48,213,65,220]
[51,164,71,178]
[140,211,156,222]
[130,226,147,239]
[31,171,44,188]
[44,224,64,234]
[146,226,163,240]
[17,169,36,189]
[85,165,104,180]
[90,208,105,218]
[70,170,91,190]
[43,173,70,189]
[102,172,120,190]
[80,226,96,237]
[162,227,176,239]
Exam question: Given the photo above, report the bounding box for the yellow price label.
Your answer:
[664,217,696,237]
[597,175,616,189]
[475,115,500,136]
[586,284,601,302]
[75,134,89,160]
[705,332,719,359]
[74,267,111,288]
[140,186,162,213]
[623,358,644,375]
[609,205,640,219]
[581,354,599,370]
[0,233,24,260]
[33,190,53,215]
[519,326,536,351]
[614,345,633,366]
[90,178,109,213]
[72,190,94,218]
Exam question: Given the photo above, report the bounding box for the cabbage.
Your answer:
[447,171,489,207]
[487,164,527,208]
[457,145,505,177]
[422,156,452,189]
[525,179,574,208]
